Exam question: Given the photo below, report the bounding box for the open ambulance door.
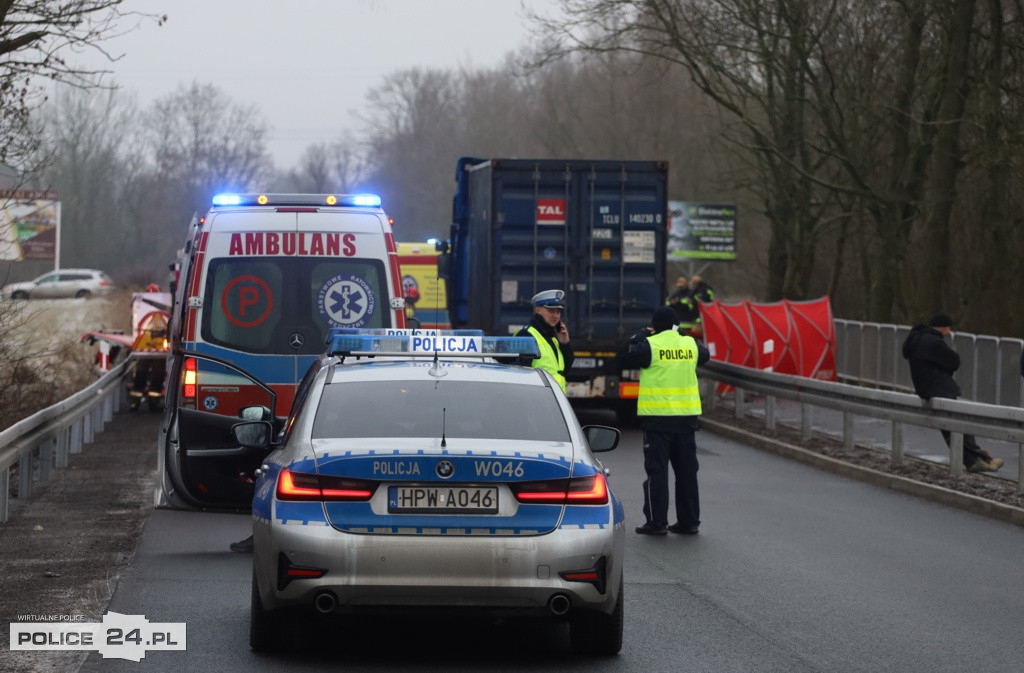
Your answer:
[157,351,279,510]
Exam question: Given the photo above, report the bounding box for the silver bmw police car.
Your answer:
[237,330,625,654]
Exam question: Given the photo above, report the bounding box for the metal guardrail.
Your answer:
[834,318,1024,407]
[700,359,1024,491]
[0,360,129,522]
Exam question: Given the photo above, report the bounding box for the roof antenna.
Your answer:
[440,407,447,448]
[429,345,447,378]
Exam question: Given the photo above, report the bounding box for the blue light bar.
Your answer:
[209,194,383,208]
[212,193,242,206]
[349,194,382,207]
[326,328,538,358]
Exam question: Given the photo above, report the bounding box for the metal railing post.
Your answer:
[891,421,904,462]
[39,438,52,484]
[0,468,8,522]
[765,395,776,431]
[800,403,812,442]
[55,427,70,468]
[18,450,33,499]
[949,433,964,477]
[735,389,745,419]
[843,412,854,451]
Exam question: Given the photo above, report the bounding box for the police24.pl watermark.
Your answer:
[11,612,186,662]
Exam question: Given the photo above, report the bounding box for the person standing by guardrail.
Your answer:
[620,306,710,535]
[901,313,1004,472]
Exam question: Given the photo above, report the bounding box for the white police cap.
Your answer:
[532,289,565,309]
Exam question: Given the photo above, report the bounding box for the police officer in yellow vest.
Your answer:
[514,290,574,392]
[619,305,709,535]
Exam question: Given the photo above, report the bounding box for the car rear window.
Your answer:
[312,380,571,441]
[201,257,389,355]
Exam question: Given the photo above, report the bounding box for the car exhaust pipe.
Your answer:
[548,593,571,616]
[313,591,337,614]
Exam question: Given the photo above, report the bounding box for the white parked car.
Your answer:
[2,269,114,299]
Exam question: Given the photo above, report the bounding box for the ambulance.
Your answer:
[157,193,407,509]
[396,241,450,330]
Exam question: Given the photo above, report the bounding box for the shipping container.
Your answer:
[444,157,669,414]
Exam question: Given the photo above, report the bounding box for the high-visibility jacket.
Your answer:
[637,330,702,416]
[527,325,566,392]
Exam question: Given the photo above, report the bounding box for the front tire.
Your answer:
[569,582,624,655]
[250,568,280,653]
[75,289,91,298]
[11,290,28,300]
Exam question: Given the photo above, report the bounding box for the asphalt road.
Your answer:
[51,409,1024,673]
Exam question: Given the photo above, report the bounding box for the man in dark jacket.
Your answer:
[901,313,1003,472]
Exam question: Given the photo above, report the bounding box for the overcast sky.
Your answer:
[71,0,560,169]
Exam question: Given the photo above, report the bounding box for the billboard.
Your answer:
[0,190,60,262]
[668,201,736,260]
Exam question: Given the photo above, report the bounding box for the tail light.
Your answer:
[182,357,197,401]
[560,556,608,594]
[510,474,608,505]
[276,469,376,502]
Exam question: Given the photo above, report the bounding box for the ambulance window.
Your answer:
[202,257,391,355]
[205,259,285,353]
[308,260,388,332]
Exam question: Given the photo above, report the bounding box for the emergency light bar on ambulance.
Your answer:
[211,193,382,208]
[326,328,540,359]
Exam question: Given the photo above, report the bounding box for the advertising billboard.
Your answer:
[0,190,60,262]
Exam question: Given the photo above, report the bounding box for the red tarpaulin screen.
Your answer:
[700,297,837,386]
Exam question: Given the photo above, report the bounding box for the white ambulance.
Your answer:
[158,193,407,509]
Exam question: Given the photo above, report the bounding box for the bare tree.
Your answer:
[529,0,843,300]
[33,84,142,272]
[147,81,273,220]
[0,1,164,166]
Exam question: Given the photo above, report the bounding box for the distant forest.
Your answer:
[9,1,1024,336]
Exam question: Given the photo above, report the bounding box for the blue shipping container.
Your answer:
[447,157,669,404]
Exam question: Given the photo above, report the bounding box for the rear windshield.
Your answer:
[202,257,389,355]
[312,380,571,441]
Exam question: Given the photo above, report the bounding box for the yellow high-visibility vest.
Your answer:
[527,326,566,392]
[637,330,701,416]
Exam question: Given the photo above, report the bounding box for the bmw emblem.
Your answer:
[435,460,455,479]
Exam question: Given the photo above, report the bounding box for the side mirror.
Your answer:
[407,316,422,330]
[232,420,273,449]
[239,405,273,421]
[583,425,620,452]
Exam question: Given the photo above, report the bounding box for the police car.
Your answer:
[236,329,625,654]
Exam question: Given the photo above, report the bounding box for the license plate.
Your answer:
[574,358,597,369]
[388,485,499,513]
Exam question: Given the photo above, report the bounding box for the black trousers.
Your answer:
[641,426,700,527]
[940,430,986,466]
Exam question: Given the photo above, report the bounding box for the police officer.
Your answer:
[619,305,710,535]
[515,289,574,392]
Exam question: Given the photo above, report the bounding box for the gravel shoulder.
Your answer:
[0,410,159,673]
